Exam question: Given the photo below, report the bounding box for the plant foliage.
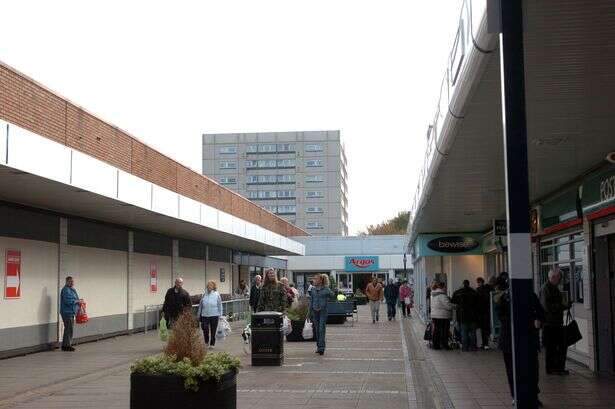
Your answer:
[131,353,241,392]
[359,211,410,235]
[287,297,309,321]
[164,309,205,365]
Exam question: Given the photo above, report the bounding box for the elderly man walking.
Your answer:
[249,275,262,312]
[60,276,81,351]
[162,278,191,328]
[540,269,571,375]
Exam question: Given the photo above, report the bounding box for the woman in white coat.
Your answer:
[197,280,223,349]
[430,281,453,349]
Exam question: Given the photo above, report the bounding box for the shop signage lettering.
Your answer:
[493,219,507,236]
[5,249,21,299]
[600,175,615,203]
[149,263,157,293]
[427,236,480,253]
[220,268,226,282]
[344,256,379,272]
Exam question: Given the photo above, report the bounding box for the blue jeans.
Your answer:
[311,309,327,352]
[460,322,476,351]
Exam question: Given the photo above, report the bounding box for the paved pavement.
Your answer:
[0,305,613,409]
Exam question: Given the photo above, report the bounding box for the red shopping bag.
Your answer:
[76,300,89,324]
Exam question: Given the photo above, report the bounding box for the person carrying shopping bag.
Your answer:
[309,274,332,355]
[197,280,223,349]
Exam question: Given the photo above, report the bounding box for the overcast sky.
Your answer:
[1,0,461,235]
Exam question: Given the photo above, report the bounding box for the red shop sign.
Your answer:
[5,250,21,299]
[150,263,158,293]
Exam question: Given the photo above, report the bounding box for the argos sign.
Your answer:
[345,256,379,272]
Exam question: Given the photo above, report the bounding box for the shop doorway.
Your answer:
[594,232,615,373]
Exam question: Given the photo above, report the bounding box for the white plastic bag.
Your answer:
[302,319,314,340]
[282,316,292,336]
[216,316,231,340]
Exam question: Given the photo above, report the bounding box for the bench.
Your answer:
[326,301,357,326]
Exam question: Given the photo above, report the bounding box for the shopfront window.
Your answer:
[539,231,584,304]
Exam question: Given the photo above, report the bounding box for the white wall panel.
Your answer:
[232,216,245,237]
[218,212,233,234]
[64,245,128,318]
[0,119,7,165]
[71,151,118,199]
[179,196,201,225]
[118,171,152,210]
[245,222,256,241]
[178,257,206,296]
[131,253,172,313]
[152,185,179,218]
[0,237,58,329]
[200,204,219,229]
[7,124,71,184]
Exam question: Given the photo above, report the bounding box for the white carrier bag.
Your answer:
[302,319,314,340]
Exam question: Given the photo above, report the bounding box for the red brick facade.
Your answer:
[0,61,307,238]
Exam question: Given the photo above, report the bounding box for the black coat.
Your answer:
[476,284,493,315]
[451,286,479,324]
[384,284,399,303]
[162,287,191,321]
[249,285,261,311]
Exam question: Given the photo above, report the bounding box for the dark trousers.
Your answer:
[312,310,327,352]
[200,316,219,346]
[543,324,567,372]
[386,302,397,319]
[61,315,74,348]
[400,302,411,317]
[460,322,476,351]
[431,319,449,349]
[478,312,490,347]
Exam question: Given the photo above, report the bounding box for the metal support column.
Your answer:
[499,0,537,407]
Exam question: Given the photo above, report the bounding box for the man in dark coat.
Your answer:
[249,274,262,312]
[475,277,493,349]
[451,280,479,351]
[540,269,570,375]
[384,279,399,321]
[162,277,192,327]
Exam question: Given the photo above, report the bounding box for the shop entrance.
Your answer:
[594,231,615,373]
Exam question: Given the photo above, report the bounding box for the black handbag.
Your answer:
[565,311,583,347]
[424,322,433,341]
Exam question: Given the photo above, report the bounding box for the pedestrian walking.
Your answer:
[451,280,479,351]
[475,277,493,349]
[257,268,286,312]
[430,282,453,350]
[540,269,571,375]
[366,276,384,323]
[384,279,399,321]
[197,280,222,349]
[162,277,192,328]
[60,276,80,351]
[495,272,544,407]
[280,277,296,309]
[236,280,249,297]
[399,281,413,318]
[249,275,262,312]
[309,274,332,355]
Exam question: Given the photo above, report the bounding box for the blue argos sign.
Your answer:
[345,256,379,272]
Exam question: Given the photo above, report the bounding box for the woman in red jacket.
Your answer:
[399,281,413,318]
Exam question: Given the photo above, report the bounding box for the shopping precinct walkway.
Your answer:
[1,306,614,409]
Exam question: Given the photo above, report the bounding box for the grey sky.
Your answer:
[1,0,461,234]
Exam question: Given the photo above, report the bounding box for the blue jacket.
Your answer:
[60,286,80,317]
[197,291,222,317]
[309,286,332,313]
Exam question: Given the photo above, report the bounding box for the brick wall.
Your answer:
[0,61,308,238]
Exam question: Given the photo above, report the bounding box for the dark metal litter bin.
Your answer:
[251,311,284,366]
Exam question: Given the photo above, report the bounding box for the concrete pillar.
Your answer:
[171,239,179,285]
[57,217,68,345]
[127,231,134,331]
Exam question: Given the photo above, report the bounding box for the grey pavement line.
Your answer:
[241,370,405,375]
[238,389,403,395]
[407,319,455,409]
[325,340,401,343]
[286,347,402,351]
[0,362,130,409]
[400,316,420,409]
[284,357,404,362]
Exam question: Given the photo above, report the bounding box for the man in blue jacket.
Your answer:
[60,276,80,351]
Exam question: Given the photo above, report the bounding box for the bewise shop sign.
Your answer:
[345,256,379,272]
[417,233,483,257]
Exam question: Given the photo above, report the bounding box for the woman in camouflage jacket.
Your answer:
[257,268,286,313]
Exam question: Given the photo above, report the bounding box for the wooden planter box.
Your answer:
[130,370,237,409]
[286,319,315,342]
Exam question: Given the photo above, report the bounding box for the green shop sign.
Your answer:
[541,164,615,229]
